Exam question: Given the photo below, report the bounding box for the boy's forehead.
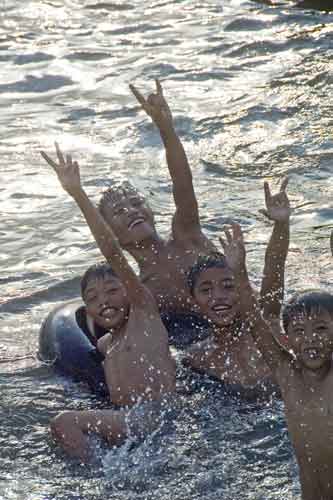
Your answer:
[104,185,143,206]
[290,308,332,324]
[85,275,118,291]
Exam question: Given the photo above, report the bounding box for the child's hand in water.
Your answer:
[40,142,82,197]
[219,223,246,275]
[259,177,291,223]
[130,79,173,132]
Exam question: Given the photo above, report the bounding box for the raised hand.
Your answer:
[129,79,173,131]
[259,177,291,223]
[219,223,246,275]
[40,142,82,198]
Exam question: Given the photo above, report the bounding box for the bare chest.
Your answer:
[195,339,271,387]
[282,374,333,463]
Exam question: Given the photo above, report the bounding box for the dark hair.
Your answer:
[187,252,229,296]
[81,262,117,299]
[282,290,333,332]
[98,181,141,219]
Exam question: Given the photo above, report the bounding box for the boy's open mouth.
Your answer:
[211,304,233,317]
[128,217,145,230]
[100,306,117,318]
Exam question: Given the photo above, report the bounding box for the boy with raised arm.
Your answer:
[96,80,216,347]
[222,223,333,500]
[183,179,290,396]
[41,144,176,462]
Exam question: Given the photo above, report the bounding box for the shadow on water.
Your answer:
[251,0,333,10]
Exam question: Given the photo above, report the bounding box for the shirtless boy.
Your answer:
[183,179,290,395]
[41,144,176,462]
[97,80,216,346]
[222,223,333,500]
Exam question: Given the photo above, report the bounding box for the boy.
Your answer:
[41,144,176,462]
[98,80,217,346]
[222,223,333,500]
[183,179,290,395]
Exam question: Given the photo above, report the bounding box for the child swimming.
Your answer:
[222,222,333,500]
[41,143,176,462]
[96,80,217,346]
[183,179,290,396]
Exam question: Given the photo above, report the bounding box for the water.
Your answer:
[1,0,333,498]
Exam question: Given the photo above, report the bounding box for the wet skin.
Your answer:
[101,190,216,314]
[184,266,272,388]
[83,275,130,331]
[275,310,333,500]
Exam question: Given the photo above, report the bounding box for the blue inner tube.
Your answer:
[38,299,108,397]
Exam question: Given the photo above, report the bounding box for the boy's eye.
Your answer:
[199,287,211,294]
[293,327,304,336]
[223,282,234,289]
[86,294,97,302]
[315,325,328,332]
[114,207,126,216]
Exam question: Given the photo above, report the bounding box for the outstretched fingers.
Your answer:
[129,84,148,109]
[263,181,272,207]
[55,141,65,165]
[155,78,163,95]
[280,176,289,192]
[40,150,59,172]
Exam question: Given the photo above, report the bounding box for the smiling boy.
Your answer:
[183,179,290,395]
[41,144,176,462]
[95,80,216,347]
[222,223,333,500]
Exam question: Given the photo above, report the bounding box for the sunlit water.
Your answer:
[1,0,333,498]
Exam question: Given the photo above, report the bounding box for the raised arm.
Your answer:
[259,178,291,320]
[40,143,148,305]
[220,224,285,373]
[130,79,201,237]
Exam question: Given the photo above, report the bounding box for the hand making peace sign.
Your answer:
[40,142,82,198]
[130,79,173,131]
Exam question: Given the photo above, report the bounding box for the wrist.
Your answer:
[159,123,176,141]
[70,186,86,201]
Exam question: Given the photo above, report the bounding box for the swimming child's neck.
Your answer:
[213,320,244,347]
[300,360,332,385]
[126,235,165,269]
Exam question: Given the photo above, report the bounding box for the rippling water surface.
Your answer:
[1,1,333,498]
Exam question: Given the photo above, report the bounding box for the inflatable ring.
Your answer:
[38,299,107,397]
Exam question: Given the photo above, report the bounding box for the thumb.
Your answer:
[259,208,270,219]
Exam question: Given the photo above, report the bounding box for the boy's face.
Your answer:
[83,275,130,330]
[287,309,333,371]
[193,266,240,327]
[101,189,156,246]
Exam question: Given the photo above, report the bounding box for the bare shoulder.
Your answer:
[171,218,215,248]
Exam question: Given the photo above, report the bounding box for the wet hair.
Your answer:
[282,290,333,332]
[187,252,229,296]
[81,262,117,300]
[98,181,142,219]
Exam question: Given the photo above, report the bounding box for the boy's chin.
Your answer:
[300,355,330,371]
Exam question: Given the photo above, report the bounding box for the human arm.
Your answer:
[40,143,149,305]
[130,79,201,237]
[259,178,291,320]
[220,224,285,372]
